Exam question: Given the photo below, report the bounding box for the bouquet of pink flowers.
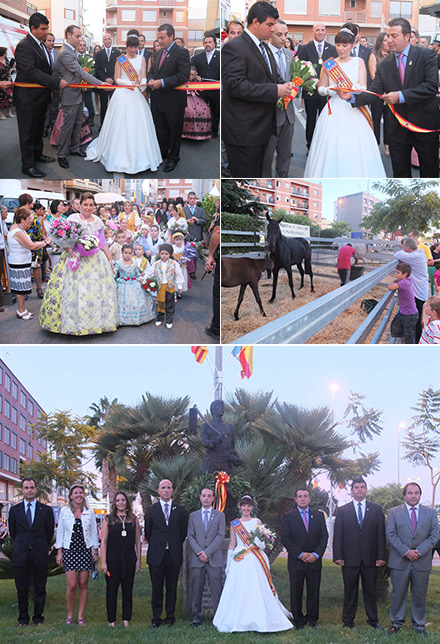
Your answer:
[66,233,104,271]
[48,218,84,249]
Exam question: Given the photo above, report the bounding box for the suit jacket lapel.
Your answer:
[28,35,48,67]
[404,45,416,87]
[245,33,275,81]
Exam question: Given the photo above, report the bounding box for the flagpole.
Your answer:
[213,346,223,400]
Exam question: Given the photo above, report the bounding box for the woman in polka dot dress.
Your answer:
[55,484,100,625]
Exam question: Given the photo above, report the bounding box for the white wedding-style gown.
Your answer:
[304,58,386,178]
[213,518,293,633]
[85,55,162,173]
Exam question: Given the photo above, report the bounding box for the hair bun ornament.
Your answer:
[240,494,254,504]
[340,27,355,35]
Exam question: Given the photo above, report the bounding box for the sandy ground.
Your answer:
[221,263,395,345]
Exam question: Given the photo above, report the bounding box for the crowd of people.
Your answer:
[2,12,219,177]
[221,1,440,179]
[1,190,220,339]
[6,476,439,636]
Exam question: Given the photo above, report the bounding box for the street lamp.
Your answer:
[328,383,339,553]
[330,383,339,416]
[397,422,405,485]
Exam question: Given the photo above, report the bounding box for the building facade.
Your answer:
[243,179,323,225]
[36,0,85,44]
[0,359,47,516]
[334,191,380,230]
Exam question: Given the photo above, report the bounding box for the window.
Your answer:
[188,30,203,41]
[28,400,33,416]
[4,400,10,419]
[389,1,412,17]
[3,427,10,445]
[11,457,18,474]
[36,452,41,463]
[0,424,2,440]
[370,0,382,17]
[276,181,281,187]
[11,432,17,450]
[28,445,33,459]
[20,438,26,455]
[284,0,307,13]
[0,455,2,472]
[319,0,340,15]
[65,9,75,20]
[11,407,17,424]
[20,391,26,407]
[143,10,156,21]
[43,438,47,449]
[20,415,26,431]
[0,367,2,384]
[122,10,136,21]
[176,11,185,22]
[314,190,319,196]
[143,31,156,41]
[12,382,17,398]
[3,454,9,471]
[0,394,2,413]
[5,373,10,392]
[314,202,318,207]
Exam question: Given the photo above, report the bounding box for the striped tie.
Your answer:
[259,41,272,73]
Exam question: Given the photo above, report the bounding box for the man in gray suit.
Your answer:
[187,487,225,627]
[57,25,109,168]
[262,19,295,177]
[386,482,439,636]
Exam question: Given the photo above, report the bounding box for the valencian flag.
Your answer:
[232,346,253,379]
[191,346,209,365]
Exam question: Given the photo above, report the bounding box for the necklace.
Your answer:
[118,513,127,537]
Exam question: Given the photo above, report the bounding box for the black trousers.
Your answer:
[151,104,185,163]
[157,290,176,324]
[148,551,180,622]
[389,135,439,178]
[16,106,47,169]
[105,556,136,622]
[83,90,95,124]
[341,565,379,626]
[44,90,60,131]
[14,550,48,624]
[415,297,425,344]
[205,91,219,135]
[338,268,351,286]
[223,142,267,178]
[289,566,322,626]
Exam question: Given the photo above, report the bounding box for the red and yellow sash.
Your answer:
[231,519,276,596]
[323,57,373,130]
[117,55,140,83]
[12,81,220,91]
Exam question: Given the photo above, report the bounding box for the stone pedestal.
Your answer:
[182,537,229,616]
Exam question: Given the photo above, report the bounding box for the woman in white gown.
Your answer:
[213,495,292,633]
[85,35,162,174]
[304,28,386,179]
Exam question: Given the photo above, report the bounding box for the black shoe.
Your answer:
[18,623,28,627]
[151,620,162,628]
[22,166,46,178]
[212,131,218,138]
[164,617,175,626]
[190,622,201,627]
[294,624,305,630]
[177,293,182,299]
[163,160,177,172]
[308,623,318,629]
[205,325,220,340]
[414,629,427,637]
[70,150,87,158]
[190,272,196,279]
[58,157,69,168]
[35,154,55,163]
[388,626,401,634]
[371,623,384,630]
[343,624,354,628]
[88,121,94,127]
[42,130,48,137]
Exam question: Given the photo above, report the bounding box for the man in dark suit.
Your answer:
[43,32,59,137]
[184,191,206,242]
[138,34,152,64]
[299,22,337,150]
[343,23,372,86]
[193,35,220,137]
[144,479,188,627]
[94,33,120,126]
[386,482,439,636]
[262,19,295,177]
[349,17,440,177]
[281,488,328,629]
[187,487,225,626]
[147,23,191,173]
[8,478,55,627]
[221,1,293,177]
[13,12,68,178]
[333,477,386,629]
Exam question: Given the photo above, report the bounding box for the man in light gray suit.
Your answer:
[386,482,439,636]
[187,487,225,627]
[262,19,295,177]
[57,25,109,168]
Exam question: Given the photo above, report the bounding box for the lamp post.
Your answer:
[328,383,339,553]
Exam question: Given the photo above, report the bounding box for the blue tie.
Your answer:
[259,41,272,73]
[357,502,363,528]
[26,503,32,528]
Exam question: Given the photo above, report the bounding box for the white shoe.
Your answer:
[155,320,162,326]
[166,323,173,329]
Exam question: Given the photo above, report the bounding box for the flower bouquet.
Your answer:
[48,219,84,249]
[188,240,208,261]
[140,274,159,298]
[233,524,276,561]
[169,220,188,236]
[277,57,318,110]
[66,233,104,271]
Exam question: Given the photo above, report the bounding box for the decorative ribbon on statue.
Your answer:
[215,470,230,513]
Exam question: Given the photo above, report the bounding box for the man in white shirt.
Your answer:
[386,482,439,636]
[395,237,429,341]
[187,488,226,626]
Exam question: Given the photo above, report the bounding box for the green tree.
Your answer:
[402,386,440,507]
[368,483,403,515]
[362,179,440,235]
[88,397,119,501]
[326,221,353,238]
[20,411,97,500]
[221,179,265,215]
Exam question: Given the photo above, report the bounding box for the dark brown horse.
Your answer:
[221,256,273,320]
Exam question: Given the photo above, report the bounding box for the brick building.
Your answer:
[0,359,47,516]
[243,179,323,225]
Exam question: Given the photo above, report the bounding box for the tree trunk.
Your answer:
[102,458,109,497]
[108,465,117,501]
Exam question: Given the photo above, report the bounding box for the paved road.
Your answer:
[1,262,217,345]
[0,110,220,179]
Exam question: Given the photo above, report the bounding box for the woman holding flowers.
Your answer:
[39,192,118,335]
[304,27,386,178]
[213,495,292,633]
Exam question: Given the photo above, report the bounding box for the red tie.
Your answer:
[159,48,168,68]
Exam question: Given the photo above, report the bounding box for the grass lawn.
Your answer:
[1,559,440,644]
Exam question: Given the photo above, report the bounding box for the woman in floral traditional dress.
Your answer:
[39,191,118,335]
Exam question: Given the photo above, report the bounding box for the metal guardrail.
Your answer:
[346,290,398,344]
[229,260,398,345]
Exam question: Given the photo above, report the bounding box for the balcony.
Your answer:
[265,181,275,191]
[260,195,275,205]
[159,0,176,6]
[27,2,37,14]
[344,10,367,22]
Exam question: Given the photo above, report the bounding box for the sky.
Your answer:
[1,345,438,506]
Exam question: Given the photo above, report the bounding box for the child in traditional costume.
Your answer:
[114,244,155,326]
[150,243,184,329]
[172,232,199,296]
[133,242,149,272]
